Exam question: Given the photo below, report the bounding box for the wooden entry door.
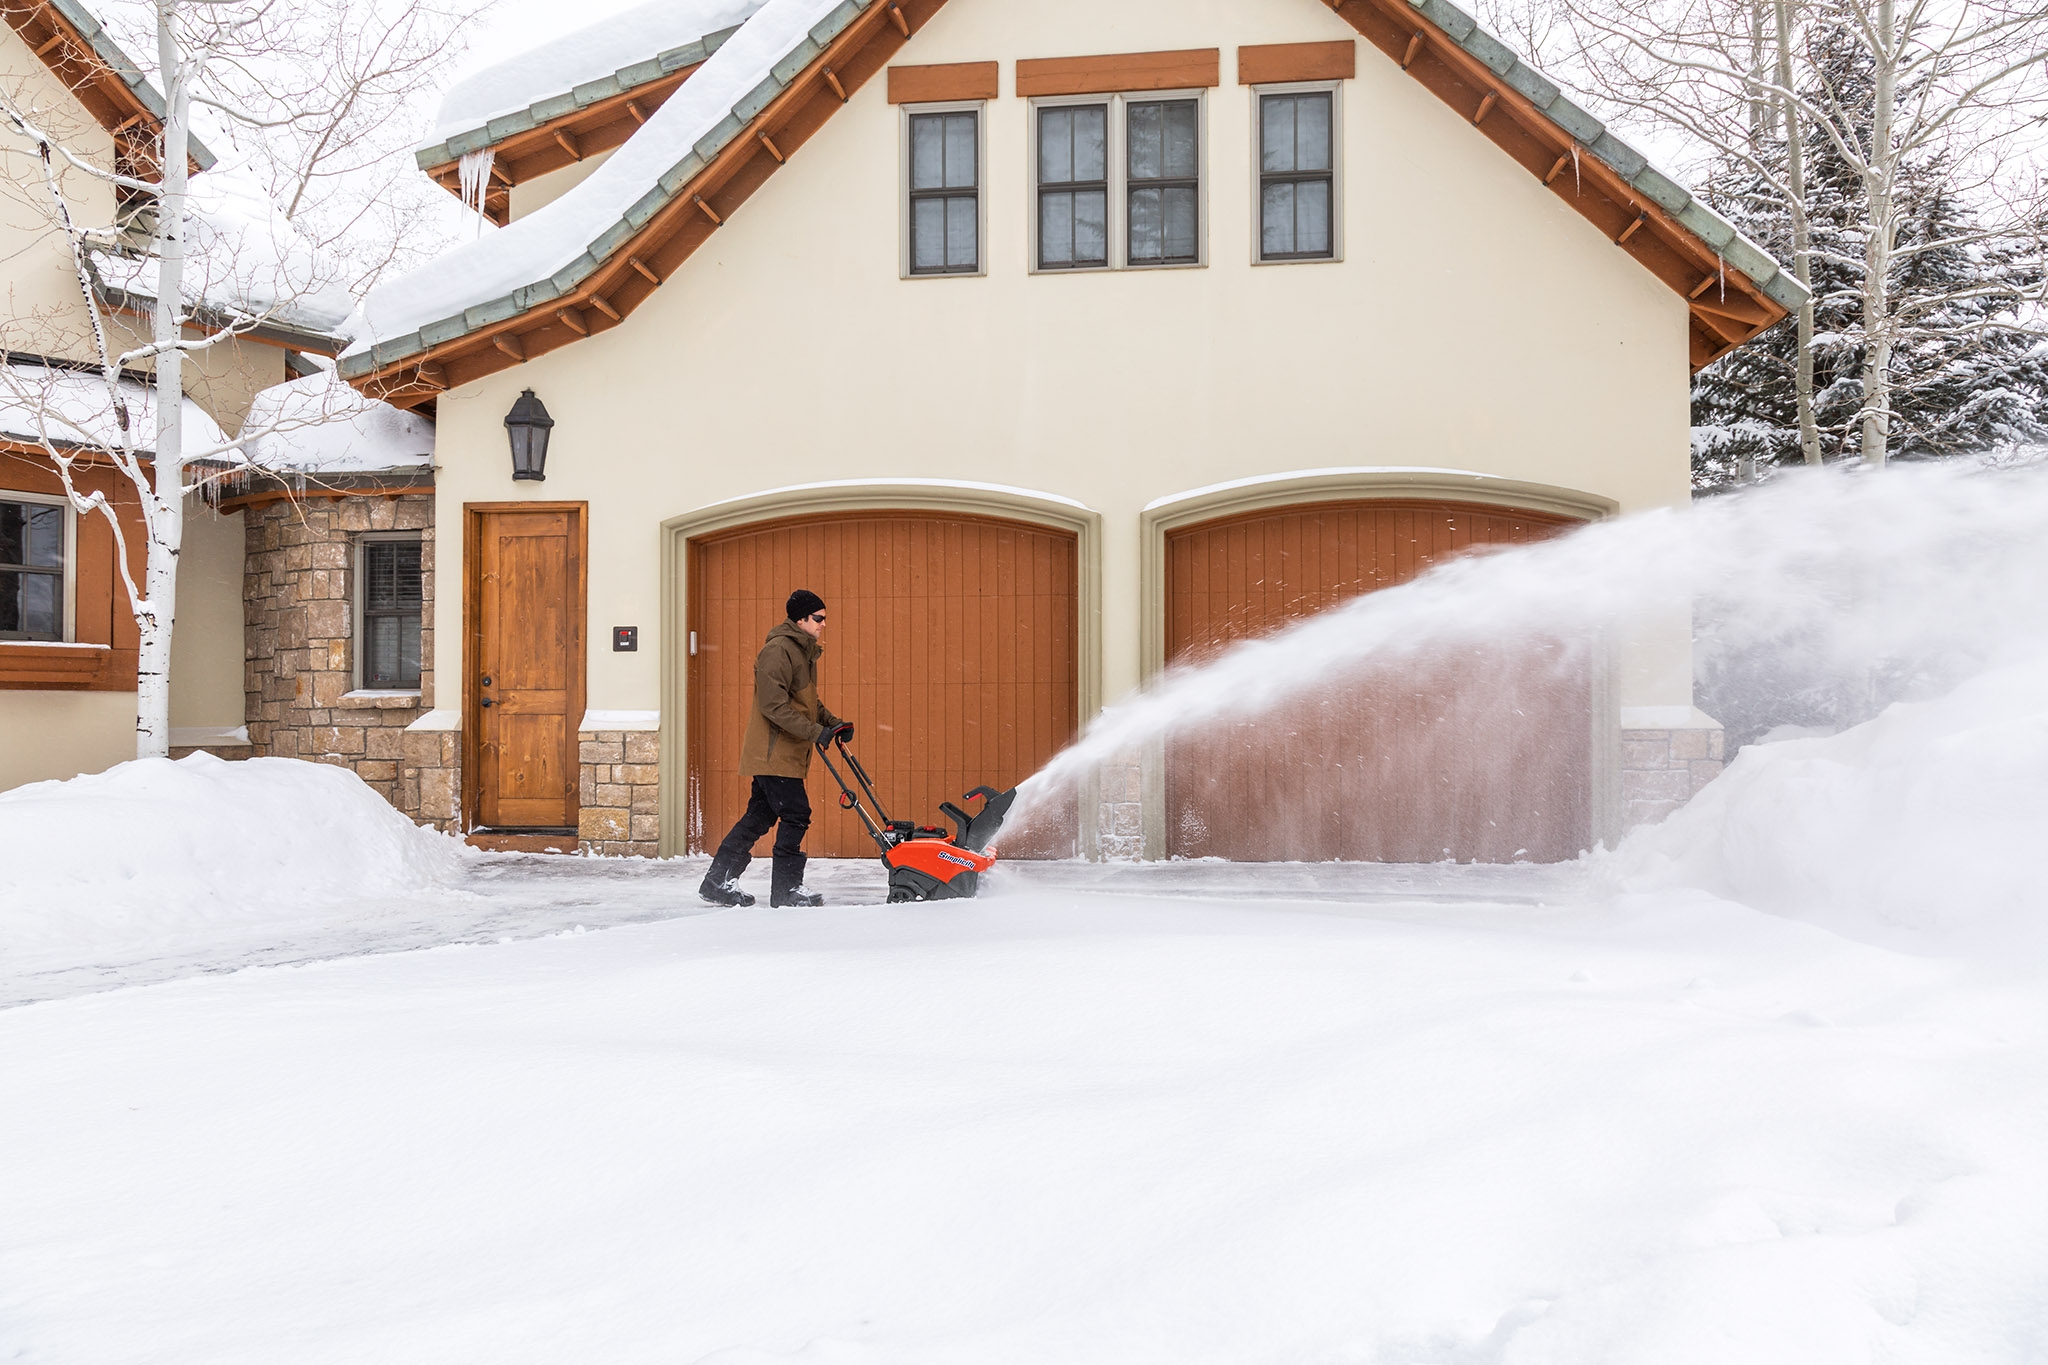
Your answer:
[1165,499,1591,863]
[688,512,1078,859]
[467,505,585,831]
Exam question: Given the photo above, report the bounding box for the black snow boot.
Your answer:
[698,869,755,907]
[770,854,823,908]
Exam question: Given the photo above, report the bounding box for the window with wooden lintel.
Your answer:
[357,534,423,689]
[905,105,982,276]
[1,495,65,641]
[1257,88,1338,262]
[1031,92,1205,273]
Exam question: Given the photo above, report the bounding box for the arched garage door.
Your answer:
[1165,499,1591,863]
[689,512,1078,859]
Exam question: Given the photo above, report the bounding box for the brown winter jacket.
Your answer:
[738,620,843,780]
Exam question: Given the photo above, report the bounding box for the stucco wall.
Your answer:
[169,498,246,730]
[0,22,121,364]
[508,149,613,222]
[0,689,135,789]
[424,0,1696,731]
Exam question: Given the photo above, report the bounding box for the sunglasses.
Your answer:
[809,613,827,623]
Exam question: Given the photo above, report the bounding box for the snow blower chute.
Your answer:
[816,734,1018,902]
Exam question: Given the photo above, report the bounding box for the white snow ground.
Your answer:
[4,658,2048,1361]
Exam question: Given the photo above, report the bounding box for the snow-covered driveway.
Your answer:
[4,876,2045,1364]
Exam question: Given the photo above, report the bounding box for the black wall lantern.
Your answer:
[504,388,554,481]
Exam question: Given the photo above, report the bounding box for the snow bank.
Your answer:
[0,755,468,954]
[430,0,764,143]
[1609,655,2048,954]
[353,0,845,353]
[235,370,434,474]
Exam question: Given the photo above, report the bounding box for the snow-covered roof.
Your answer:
[342,0,1808,387]
[88,164,355,350]
[0,358,229,457]
[12,0,218,170]
[418,0,764,166]
[234,371,433,475]
[347,0,865,370]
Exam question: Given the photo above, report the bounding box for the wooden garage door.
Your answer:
[1165,499,1591,863]
[689,512,1078,860]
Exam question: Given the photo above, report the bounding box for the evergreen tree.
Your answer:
[1690,28,2048,489]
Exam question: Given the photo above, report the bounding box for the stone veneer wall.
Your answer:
[578,728,661,857]
[242,494,447,824]
[1619,724,1725,830]
[1094,751,1145,861]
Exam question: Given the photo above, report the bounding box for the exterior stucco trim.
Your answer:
[657,481,1105,859]
[1135,466,1621,858]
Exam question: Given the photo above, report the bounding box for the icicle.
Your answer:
[458,147,496,227]
[1571,142,1581,193]
[1718,254,1727,301]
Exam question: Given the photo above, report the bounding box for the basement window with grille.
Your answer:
[357,534,423,690]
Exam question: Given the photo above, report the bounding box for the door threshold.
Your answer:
[466,829,581,854]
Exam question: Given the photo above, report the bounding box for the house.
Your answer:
[0,0,426,803]
[10,0,1806,866]
[334,0,1801,862]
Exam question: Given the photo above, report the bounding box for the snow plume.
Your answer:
[1016,465,2048,927]
[458,146,495,224]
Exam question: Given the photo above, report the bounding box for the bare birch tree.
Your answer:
[1,0,480,757]
[1486,0,2048,470]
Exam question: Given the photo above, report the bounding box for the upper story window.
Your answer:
[1037,104,1108,270]
[907,106,982,276]
[1258,89,1337,262]
[1126,99,1200,265]
[359,535,423,689]
[1032,93,1205,272]
[1,496,65,642]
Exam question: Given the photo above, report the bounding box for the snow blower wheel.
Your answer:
[815,736,1018,903]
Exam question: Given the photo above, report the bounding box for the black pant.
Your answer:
[706,775,811,896]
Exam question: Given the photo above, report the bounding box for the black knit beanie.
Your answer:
[786,589,825,621]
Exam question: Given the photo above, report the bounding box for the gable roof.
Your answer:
[415,0,763,226]
[342,0,1806,408]
[1,0,215,174]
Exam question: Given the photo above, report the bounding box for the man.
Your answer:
[698,589,852,908]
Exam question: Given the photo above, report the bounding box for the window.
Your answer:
[1259,90,1336,261]
[1127,99,1200,265]
[0,497,64,641]
[907,108,980,275]
[1030,93,1205,273]
[1037,103,1108,270]
[359,536,422,689]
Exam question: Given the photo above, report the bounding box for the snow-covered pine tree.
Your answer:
[1691,26,2048,489]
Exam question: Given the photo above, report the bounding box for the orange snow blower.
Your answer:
[816,733,1017,902]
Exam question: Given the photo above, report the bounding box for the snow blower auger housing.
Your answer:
[816,735,1018,902]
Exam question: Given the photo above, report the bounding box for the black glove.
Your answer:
[816,721,852,749]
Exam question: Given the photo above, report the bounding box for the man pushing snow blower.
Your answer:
[697,587,1019,908]
[698,589,846,908]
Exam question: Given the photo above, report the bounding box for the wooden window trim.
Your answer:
[887,60,998,104]
[1016,49,1220,98]
[1237,40,1356,86]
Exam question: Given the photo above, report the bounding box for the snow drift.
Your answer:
[0,755,469,953]
[1609,654,2048,955]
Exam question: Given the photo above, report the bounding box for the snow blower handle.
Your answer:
[813,732,897,854]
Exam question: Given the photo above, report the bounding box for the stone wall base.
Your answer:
[399,728,460,831]
[578,728,660,857]
[1093,750,1144,861]
[1619,722,1724,830]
